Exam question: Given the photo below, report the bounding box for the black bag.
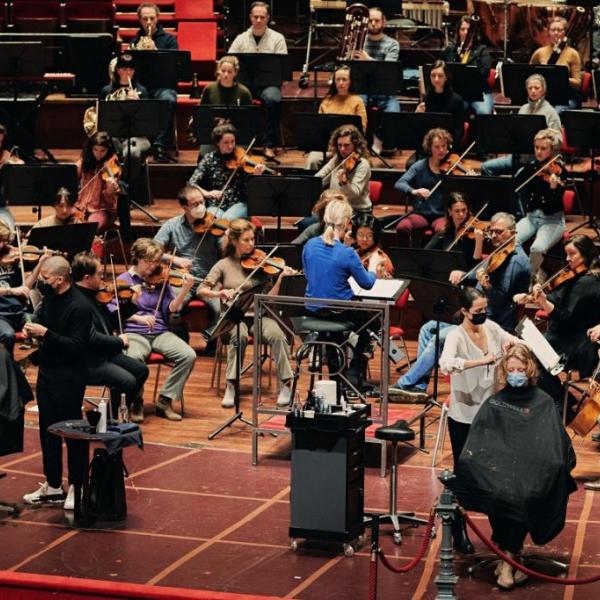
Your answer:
[84,448,127,521]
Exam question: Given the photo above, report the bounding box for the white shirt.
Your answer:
[440,319,517,424]
[228,27,288,54]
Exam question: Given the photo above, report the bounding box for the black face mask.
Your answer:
[470,312,487,325]
[37,279,56,297]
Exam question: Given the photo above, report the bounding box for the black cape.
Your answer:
[447,385,576,545]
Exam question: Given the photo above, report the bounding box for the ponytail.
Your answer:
[323,223,336,246]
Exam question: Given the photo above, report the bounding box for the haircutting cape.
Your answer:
[447,385,577,545]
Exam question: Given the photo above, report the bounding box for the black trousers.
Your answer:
[36,373,86,489]
[489,515,528,554]
[448,417,471,466]
[85,353,149,415]
[0,312,25,354]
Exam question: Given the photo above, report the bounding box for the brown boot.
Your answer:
[156,396,182,421]
[130,397,144,424]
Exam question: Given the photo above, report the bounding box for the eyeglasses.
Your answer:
[488,228,506,236]
[356,233,374,240]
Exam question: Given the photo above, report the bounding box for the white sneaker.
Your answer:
[277,384,292,407]
[63,485,75,511]
[221,382,235,408]
[23,481,65,505]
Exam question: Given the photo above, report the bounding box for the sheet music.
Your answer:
[349,277,407,301]
[516,317,564,375]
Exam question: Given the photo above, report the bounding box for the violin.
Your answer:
[342,151,360,174]
[439,152,469,175]
[225,147,280,176]
[460,218,490,240]
[460,235,516,283]
[240,248,286,275]
[95,282,136,304]
[540,263,587,294]
[537,158,564,185]
[142,264,201,288]
[192,212,229,236]
[101,155,122,182]
[0,244,61,264]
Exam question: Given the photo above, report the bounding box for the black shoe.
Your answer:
[451,517,474,555]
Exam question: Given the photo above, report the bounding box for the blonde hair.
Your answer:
[495,344,539,390]
[322,199,352,246]
[223,218,255,257]
[217,55,240,75]
[534,127,561,153]
[131,237,164,264]
[0,219,11,242]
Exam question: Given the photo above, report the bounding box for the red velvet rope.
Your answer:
[376,511,436,574]
[463,510,600,585]
[368,550,378,600]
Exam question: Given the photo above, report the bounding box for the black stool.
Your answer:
[369,419,428,544]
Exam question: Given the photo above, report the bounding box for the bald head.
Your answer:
[39,256,71,295]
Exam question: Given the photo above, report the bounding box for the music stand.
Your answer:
[98,99,165,223]
[561,110,600,236]
[473,114,546,155]
[293,113,363,160]
[0,41,55,162]
[404,276,461,448]
[205,283,264,440]
[231,53,293,90]
[27,223,98,258]
[440,175,522,218]
[2,163,78,217]
[347,59,404,96]
[246,175,322,241]
[128,50,192,91]
[500,63,571,106]
[192,105,264,146]
[378,112,454,151]
[387,247,467,283]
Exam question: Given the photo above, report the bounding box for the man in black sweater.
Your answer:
[22,256,92,509]
[71,252,149,423]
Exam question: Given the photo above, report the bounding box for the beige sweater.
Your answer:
[530,45,581,92]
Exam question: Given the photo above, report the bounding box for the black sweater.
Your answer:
[516,160,567,215]
[424,88,466,148]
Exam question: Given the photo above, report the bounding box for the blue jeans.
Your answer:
[396,320,454,390]
[151,87,177,148]
[208,202,247,220]
[554,98,579,115]
[481,154,515,176]
[516,209,565,271]
[464,92,494,116]
[359,94,400,113]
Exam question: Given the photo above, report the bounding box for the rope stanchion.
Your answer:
[463,510,600,585]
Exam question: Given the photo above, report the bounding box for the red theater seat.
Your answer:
[177,21,217,62]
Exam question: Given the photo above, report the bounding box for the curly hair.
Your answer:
[327,124,369,160]
[422,127,453,155]
[80,131,116,174]
[495,343,539,390]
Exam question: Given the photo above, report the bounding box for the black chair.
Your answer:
[368,419,428,544]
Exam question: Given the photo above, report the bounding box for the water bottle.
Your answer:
[118,393,129,424]
[97,399,107,433]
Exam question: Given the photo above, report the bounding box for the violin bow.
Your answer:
[109,253,124,335]
[460,233,516,283]
[321,151,361,186]
[446,202,489,251]
[514,154,563,194]
[428,140,476,196]
[78,155,120,195]
[151,251,177,332]
[14,225,27,286]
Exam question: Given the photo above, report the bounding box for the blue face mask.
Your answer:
[507,372,528,388]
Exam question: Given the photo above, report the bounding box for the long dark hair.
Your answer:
[80,131,116,173]
[458,286,485,321]
[442,192,471,237]
[351,213,382,247]
[427,59,452,94]
[454,15,480,48]
[566,234,599,268]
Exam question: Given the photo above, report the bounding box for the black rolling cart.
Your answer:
[286,403,371,557]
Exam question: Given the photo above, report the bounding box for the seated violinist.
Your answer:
[514,128,567,279]
[107,238,201,421]
[71,252,149,423]
[76,131,121,235]
[197,218,295,408]
[187,123,266,221]
[31,188,83,229]
[153,185,221,316]
[346,213,393,278]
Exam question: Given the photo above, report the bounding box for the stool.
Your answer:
[370,420,428,544]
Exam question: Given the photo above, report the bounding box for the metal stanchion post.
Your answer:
[434,469,459,600]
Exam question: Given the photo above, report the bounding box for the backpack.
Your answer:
[84,448,127,521]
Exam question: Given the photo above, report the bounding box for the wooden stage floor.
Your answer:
[3,340,600,599]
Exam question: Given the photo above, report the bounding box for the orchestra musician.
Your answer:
[108,238,200,421]
[439,286,520,554]
[228,1,288,160]
[530,16,582,112]
[305,64,367,170]
[441,15,493,115]
[22,255,93,511]
[292,190,346,245]
[130,2,178,163]
[514,128,567,278]
[76,131,121,234]
[354,7,400,114]
[416,60,466,150]
[189,55,253,158]
[31,188,83,229]
[197,218,295,408]
[394,128,455,242]
[514,235,600,416]
[347,213,393,279]
[481,74,562,177]
[391,211,529,401]
[449,344,576,590]
[187,123,266,221]
[71,252,149,423]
